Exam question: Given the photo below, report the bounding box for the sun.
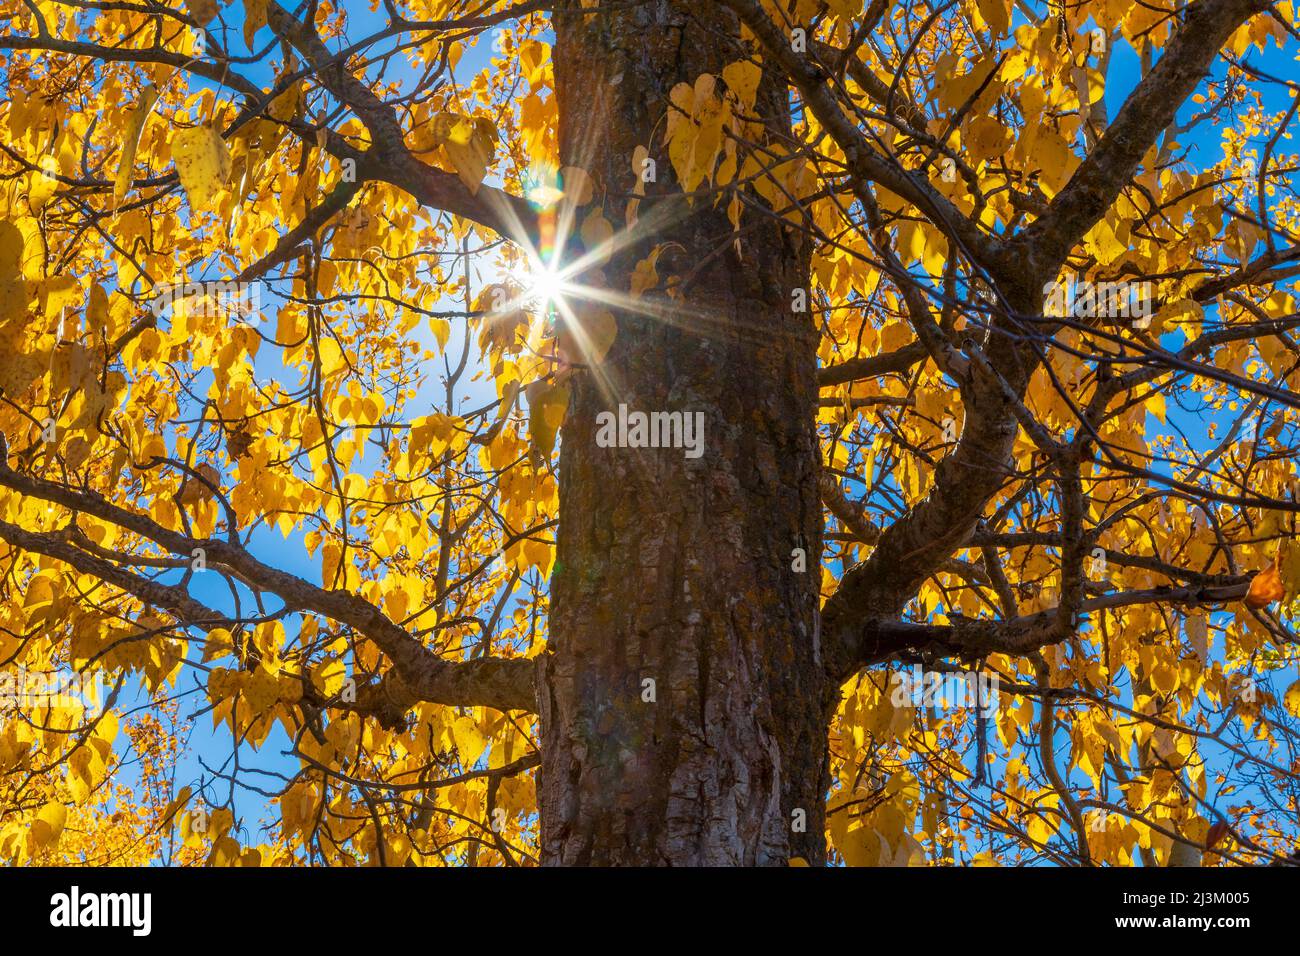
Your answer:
[511,258,571,314]
[527,263,568,307]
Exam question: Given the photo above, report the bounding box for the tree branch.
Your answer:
[838,577,1253,676]
[718,0,1011,282]
[266,1,537,244]
[1011,0,1274,275]
[0,462,537,713]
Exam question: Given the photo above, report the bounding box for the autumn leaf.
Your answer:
[185,0,219,26]
[0,218,23,278]
[975,0,1010,35]
[1244,552,1285,608]
[172,125,232,212]
[579,209,614,262]
[722,59,762,111]
[435,113,497,194]
[561,165,593,204]
[1205,820,1232,851]
[525,379,569,462]
[179,462,222,505]
[558,306,617,366]
[113,85,159,206]
[243,0,269,49]
[1283,679,1300,719]
[32,802,67,846]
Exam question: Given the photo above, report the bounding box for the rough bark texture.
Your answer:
[539,0,829,865]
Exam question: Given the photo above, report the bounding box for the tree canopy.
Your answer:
[1,0,1299,867]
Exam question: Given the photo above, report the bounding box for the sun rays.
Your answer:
[488,171,713,357]
[467,145,800,442]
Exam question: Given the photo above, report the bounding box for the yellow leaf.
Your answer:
[1282,541,1300,604]
[172,125,232,212]
[1283,679,1300,718]
[86,282,110,333]
[243,0,269,49]
[525,379,570,460]
[1028,128,1077,195]
[965,114,1008,160]
[435,113,496,195]
[976,0,1010,34]
[322,541,343,588]
[722,60,762,112]
[1150,662,1178,695]
[630,246,662,297]
[33,802,67,846]
[1146,391,1166,424]
[97,710,119,745]
[114,85,159,205]
[0,219,25,279]
[451,715,487,764]
[522,535,553,575]
[933,52,1001,114]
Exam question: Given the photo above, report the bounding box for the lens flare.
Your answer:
[517,260,568,311]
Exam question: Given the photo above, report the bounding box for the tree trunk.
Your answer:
[538,0,830,865]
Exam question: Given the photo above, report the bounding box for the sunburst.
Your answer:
[480,157,741,377]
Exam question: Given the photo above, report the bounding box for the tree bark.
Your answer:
[539,0,830,865]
